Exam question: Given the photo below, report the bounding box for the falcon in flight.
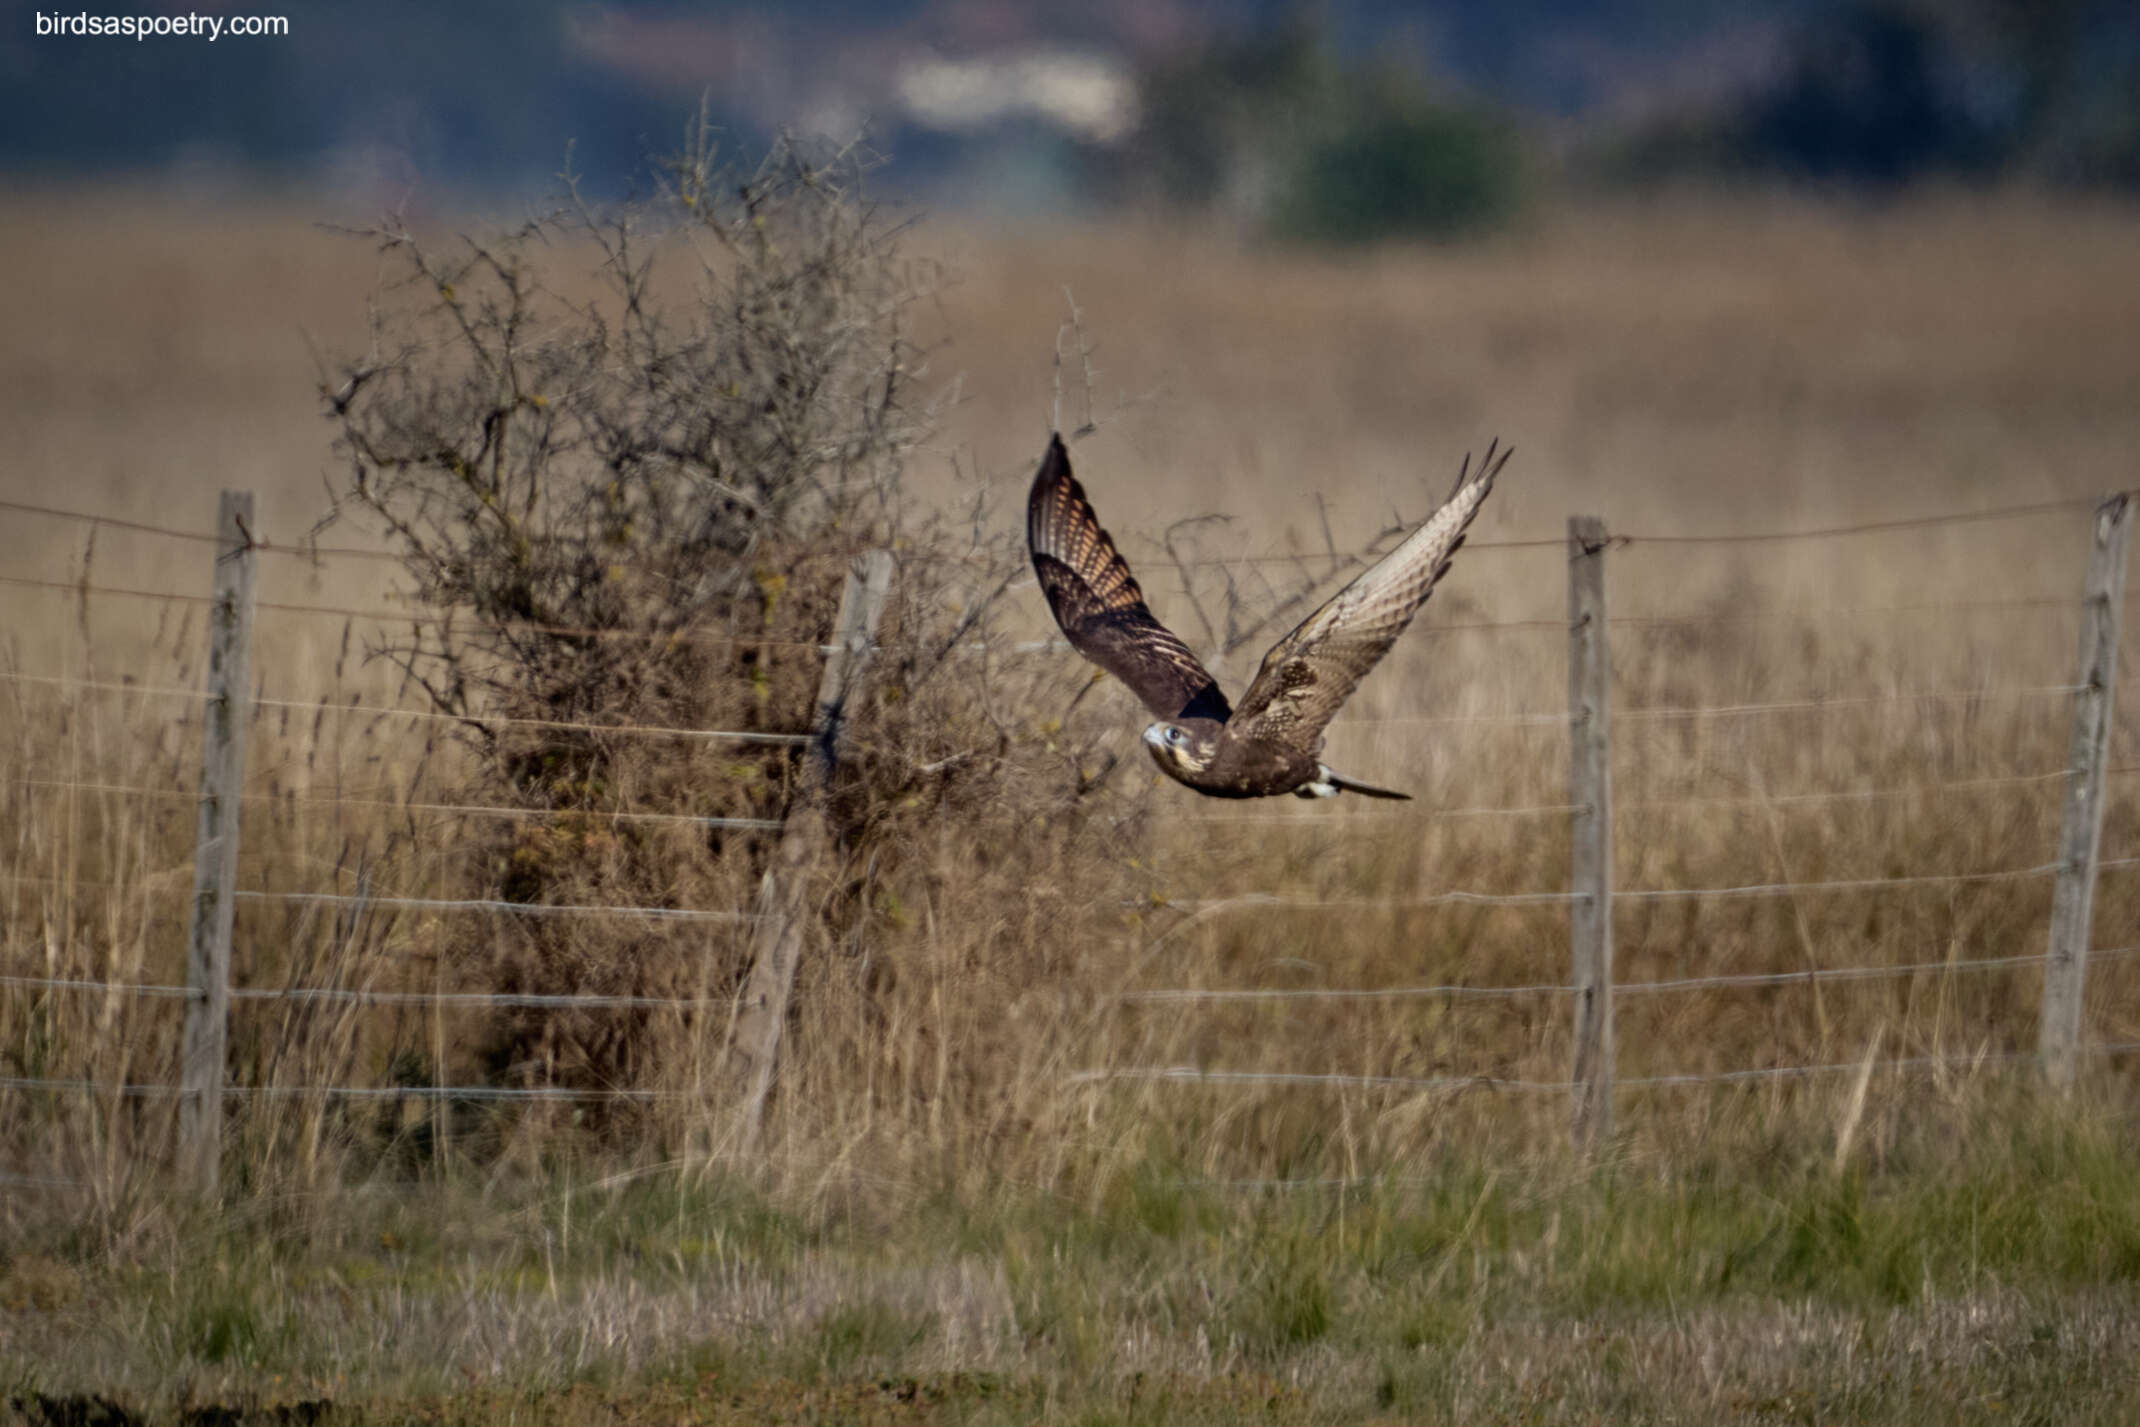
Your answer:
[1028,434,1508,800]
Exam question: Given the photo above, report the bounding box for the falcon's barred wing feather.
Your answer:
[1028,435,1232,724]
[1230,441,1511,747]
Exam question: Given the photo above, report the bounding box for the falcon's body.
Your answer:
[1143,720,1321,800]
[1028,434,1507,800]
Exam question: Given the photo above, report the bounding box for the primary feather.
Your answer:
[1227,440,1509,751]
[1027,434,1231,724]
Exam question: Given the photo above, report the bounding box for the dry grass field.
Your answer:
[6,185,2140,1423]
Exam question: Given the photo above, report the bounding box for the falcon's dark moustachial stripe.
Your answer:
[1027,433,1509,801]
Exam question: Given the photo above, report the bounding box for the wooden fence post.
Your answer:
[2041,493,2131,1091]
[729,549,894,1149]
[1568,516,1615,1149]
[179,491,256,1194]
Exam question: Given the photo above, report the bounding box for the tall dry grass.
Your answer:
[4,190,2140,1307]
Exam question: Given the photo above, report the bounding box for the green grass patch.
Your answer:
[8,1098,2140,1422]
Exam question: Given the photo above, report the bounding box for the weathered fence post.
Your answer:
[179,491,255,1194]
[2040,493,2131,1091]
[1568,515,1615,1149]
[729,549,894,1149]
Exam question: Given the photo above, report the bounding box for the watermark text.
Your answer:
[34,12,288,41]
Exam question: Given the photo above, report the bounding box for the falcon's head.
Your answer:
[1142,720,1220,783]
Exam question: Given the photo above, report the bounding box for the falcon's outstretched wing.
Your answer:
[1028,435,1232,724]
[1229,441,1510,750]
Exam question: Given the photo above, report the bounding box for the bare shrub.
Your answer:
[320,126,1106,1134]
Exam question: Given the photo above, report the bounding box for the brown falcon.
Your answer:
[1028,433,1508,800]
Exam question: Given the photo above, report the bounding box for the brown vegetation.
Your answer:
[5,187,2140,1418]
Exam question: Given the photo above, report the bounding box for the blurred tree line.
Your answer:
[1601,0,2140,191]
[1110,13,1526,242]
[1,0,2135,233]
[1113,0,2140,242]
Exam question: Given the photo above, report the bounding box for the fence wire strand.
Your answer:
[12,778,786,831]
[0,1075,671,1102]
[1179,768,2085,826]
[1168,859,2086,914]
[229,890,758,924]
[13,1042,2140,1108]
[7,485,2139,1127]
[1117,946,2140,1006]
[25,946,2140,1018]
[1342,682,2084,731]
[0,496,400,563]
[10,484,2111,574]
[1,669,814,743]
[1068,1042,2140,1096]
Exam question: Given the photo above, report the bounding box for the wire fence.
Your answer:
[1067,1042,2140,1097]
[5,482,2138,1172]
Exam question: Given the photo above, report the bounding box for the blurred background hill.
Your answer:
[5,0,2138,234]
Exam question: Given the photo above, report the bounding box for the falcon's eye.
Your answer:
[1165,727,1185,745]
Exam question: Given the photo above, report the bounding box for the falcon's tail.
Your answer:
[1297,765,1413,800]
[1331,770,1412,800]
